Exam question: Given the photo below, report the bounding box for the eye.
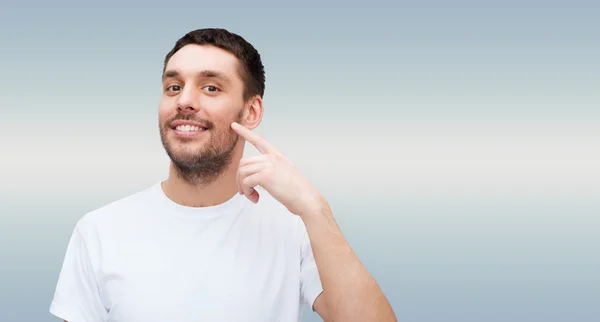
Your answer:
[166,85,182,92]
[203,85,219,93]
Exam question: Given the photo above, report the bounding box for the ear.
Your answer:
[240,95,263,130]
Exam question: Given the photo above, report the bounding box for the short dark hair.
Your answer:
[163,28,266,101]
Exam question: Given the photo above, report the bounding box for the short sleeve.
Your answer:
[49,224,107,322]
[299,223,324,311]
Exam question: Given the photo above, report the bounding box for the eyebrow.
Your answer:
[162,69,232,84]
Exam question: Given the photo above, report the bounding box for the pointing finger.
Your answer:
[231,122,277,154]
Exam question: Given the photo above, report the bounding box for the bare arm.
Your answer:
[302,200,397,322]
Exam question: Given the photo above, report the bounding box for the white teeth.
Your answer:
[175,125,203,132]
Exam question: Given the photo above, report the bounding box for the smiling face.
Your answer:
[159,44,249,185]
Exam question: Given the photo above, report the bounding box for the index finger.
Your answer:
[231,122,276,154]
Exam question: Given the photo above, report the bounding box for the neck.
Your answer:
[161,145,244,208]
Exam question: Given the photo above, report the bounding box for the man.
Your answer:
[50,28,396,322]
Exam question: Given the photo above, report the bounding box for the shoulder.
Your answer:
[74,183,159,239]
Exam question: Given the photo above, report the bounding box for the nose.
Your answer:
[176,85,199,113]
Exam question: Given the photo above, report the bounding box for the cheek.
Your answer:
[203,100,240,122]
[158,100,174,122]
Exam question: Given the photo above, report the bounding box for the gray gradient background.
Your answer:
[1,3,599,322]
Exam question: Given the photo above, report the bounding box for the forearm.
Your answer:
[301,200,397,322]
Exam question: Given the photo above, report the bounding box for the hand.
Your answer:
[231,122,325,217]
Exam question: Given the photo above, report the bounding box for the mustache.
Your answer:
[165,114,214,129]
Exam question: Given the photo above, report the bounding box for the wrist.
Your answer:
[298,193,331,221]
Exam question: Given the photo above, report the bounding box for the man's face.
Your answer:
[159,44,246,183]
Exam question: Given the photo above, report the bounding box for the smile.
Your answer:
[173,126,208,138]
[175,125,208,132]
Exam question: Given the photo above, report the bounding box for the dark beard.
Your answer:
[159,112,242,187]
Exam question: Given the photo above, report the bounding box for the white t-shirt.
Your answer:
[49,182,323,322]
